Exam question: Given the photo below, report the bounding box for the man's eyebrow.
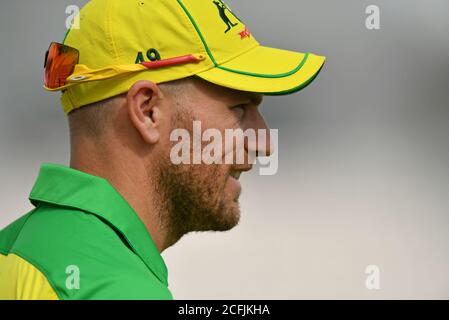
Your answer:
[250,94,264,106]
[233,92,263,105]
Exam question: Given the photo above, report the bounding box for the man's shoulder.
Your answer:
[1,205,172,300]
[8,204,128,261]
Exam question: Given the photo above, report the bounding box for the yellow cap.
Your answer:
[55,0,326,114]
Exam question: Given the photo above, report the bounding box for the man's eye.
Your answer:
[233,104,246,118]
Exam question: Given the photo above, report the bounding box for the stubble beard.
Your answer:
[153,111,241,246]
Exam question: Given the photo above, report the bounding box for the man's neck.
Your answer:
[70,154,169,253]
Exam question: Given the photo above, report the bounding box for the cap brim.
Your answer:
[196,45,325,95]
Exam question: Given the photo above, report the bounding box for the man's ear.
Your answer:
[126,80,165,145]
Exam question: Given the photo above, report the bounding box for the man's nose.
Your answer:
[244,109,273,158]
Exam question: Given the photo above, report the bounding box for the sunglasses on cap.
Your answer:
[44,42,206,90]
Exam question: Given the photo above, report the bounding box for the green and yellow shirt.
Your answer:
[0,163,173,300]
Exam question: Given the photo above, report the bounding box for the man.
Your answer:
[0,0,325,299]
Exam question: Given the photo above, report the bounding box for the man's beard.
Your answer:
[153,110,241,245]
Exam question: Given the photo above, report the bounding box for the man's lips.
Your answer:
[230,171,241,179]
[228,175,242,202]
[231,165,253,176]
[228,165,252,201]
[229,164,253,181]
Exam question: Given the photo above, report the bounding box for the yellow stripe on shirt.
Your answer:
[0,253,58,300]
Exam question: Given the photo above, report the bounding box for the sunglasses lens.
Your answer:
[44,42,79,89]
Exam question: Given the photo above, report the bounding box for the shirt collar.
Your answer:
[28,162,169,286]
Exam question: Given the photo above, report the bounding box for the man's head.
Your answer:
[49,0,324,250]
[68,76,269,246]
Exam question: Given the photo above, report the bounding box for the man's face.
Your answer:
[155,77,270,238]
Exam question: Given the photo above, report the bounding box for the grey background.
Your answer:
[1,0,449,299]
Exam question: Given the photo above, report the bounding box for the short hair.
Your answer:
[68,76,196,139]
[67,93,124,139]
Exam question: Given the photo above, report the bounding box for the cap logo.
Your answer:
[238,26,251,39]
[212,0,239,33]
